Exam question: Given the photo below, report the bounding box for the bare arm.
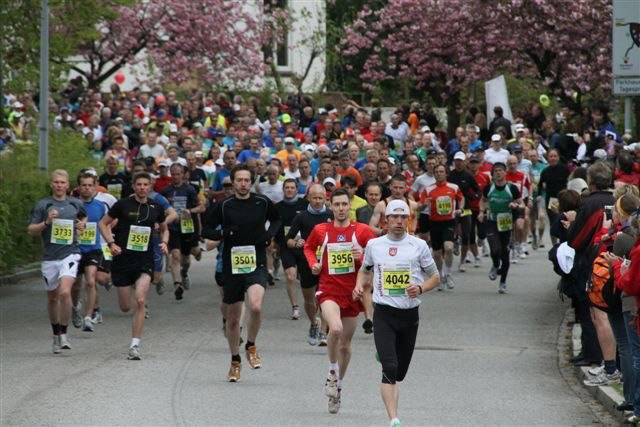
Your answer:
[369,201,385,236]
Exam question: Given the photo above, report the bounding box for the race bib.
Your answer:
[548,197,559,210]
[327,242,354,275]
[496,212,513,232]
[382,263,411,296]
[180,217,195,234]
[316,245,323,261]
[461,209,472,217]
[435,196,452,215]
[51,219,74,245]
[101,244,113,261]
[107,184,122,199]
[79,222,97,245]
[126,225,151,251]
[231,245,257,274]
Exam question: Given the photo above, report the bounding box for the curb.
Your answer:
[0,263,41,286]
[570,317,629,423]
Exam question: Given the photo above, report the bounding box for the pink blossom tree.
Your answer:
[341,0,613,123]
[55,0,266,89]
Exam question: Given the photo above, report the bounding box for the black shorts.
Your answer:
[222,266,268,304]
[215,271,224,287]
[458,215,472,245]
[79,250,103,271]
[294,250,318,289]
[280,247,298,270]
[111,263,153,287]
[511,207,525,220]
[169,229,199,255]
[98,257,112,273]
[418,213,430,233]
[429,220,455,251]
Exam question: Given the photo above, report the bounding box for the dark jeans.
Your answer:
[623,311,640,415]
[610,310,634,403]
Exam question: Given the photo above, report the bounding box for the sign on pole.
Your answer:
[612,0,640,76]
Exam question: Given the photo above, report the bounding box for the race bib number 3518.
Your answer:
[126,226,151,251]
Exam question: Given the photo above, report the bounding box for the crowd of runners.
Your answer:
[16,85,640,426]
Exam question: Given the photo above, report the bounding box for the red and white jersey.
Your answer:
[420,181,463,222]
[304,222,375,297]
[505,170,531,199]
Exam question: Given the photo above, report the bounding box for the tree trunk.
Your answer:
[446,94,461,138]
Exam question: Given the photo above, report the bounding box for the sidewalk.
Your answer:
[0,262,40,285]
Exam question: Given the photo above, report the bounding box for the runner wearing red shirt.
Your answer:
[469,156,491,258]
[506,155,531,262]
[420,164,464,290]
[304,188,375,414]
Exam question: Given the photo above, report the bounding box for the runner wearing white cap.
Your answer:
[355,199,440,427]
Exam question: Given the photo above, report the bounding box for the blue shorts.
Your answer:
[152,236,164,273]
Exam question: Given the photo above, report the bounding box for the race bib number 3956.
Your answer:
[327,242,354,275]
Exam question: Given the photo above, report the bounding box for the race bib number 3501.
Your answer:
[126,226,151,251]
[231,245,257,274]
[327,242,354,275]
[51,219,74,245]
[382,263,411,296]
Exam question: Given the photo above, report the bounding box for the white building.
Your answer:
[68,0,326,93]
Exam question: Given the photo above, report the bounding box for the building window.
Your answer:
[265,0,289,68]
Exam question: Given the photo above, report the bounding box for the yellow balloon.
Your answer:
[539,94,550,107]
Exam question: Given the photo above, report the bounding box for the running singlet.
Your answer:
[379,197,416,234]
[304,222,375,297]
[472,172,491,211]
[484,183,520,231]
[363,234,437,309]
[79,198,109,252]
[505,170,531,199]
[421,182,463,222]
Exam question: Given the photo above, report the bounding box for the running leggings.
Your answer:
[373,304,419,385]
[485,221,511,283]
[471,210,486,244]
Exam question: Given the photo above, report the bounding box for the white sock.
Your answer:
[131,338,141,348]
[390,418,400,427]
[337,378,343,390]
[329,362,339,374]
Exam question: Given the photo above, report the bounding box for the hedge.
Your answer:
[0,130,100,273]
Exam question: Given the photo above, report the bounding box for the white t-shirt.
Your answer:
[362,234,437,309]
[138,144,166,159]
[259,181,284,203]
[95,191,117,208]
[516,158,532,178]
[411,173,435,213]
[284,169,301,180]
[484,147,510,165]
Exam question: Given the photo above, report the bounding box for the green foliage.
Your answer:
[0,129,100,272]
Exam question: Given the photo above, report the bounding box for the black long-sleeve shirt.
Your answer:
[539,163,570,201]
[202,193,281,275]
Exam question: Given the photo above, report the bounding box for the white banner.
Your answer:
[485,75,513,125]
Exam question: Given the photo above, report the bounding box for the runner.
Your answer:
[354,200,440,427]
[28,169,87,354]
[411,154,437,242]
[528,149,547,249]
[162,163,205,300]
[275,178,309,320]
[369,175,419,237]
[505,155,531,262]
[99,156,130,200]
[420,164,464,290]
[202,164,281,382]
[286,184,333,345]
[478,162,523,294]
[304,188,375,414]
[98,172,169,359]
[75,172,109,332]
[468,155,491,262]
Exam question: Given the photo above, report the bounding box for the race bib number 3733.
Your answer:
[51,219,74,245]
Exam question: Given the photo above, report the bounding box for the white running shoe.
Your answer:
[72,303,82,328]
[307,324,319,346]
[91,308,103,324]
[458,263,466,272]
[291,306,301,320]
[60,334,71,350]
[498,282,507,294]
[328,390,341,414]
[511,248,519,264]
[325,371,339,398]
[318,332,328,346]
[52,335,61,354]
[128,345,141,360]
[583,369,621,386]
[445,274,455,289]
[474,257,481,268]
[588,362,605,377]
[82,316,94,332]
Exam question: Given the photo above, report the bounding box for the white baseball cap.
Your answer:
[453,151,466,161]
[323,177,337,186]
[593,149,607,159]
[491,134,501,142]
[514,124,525,132]
[203,106,213,113]
[385,199,410,216]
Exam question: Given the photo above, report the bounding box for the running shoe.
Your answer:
[267,273,275,287]
[325,371,339,398]
[82,316,94,332]
[60,334,71,350]
[518,244,527,259]
[390,419,402,427]
[481,240,490,257]
[227,361,241,382]
[532,235,538,250]
[174,284,184,300]
[145,304,150,319]
[72,303,82,328]
[328,390,341,414]
[474,257,481,268]
[52,335,61,354]
[437,276,445,291]
[625,414,640,424]
[362,318,373,334]
[91,308,103,324]
[308,324,319,346]
[498,282,507,294]
[194,248,202,262]
[588,362,605,377]
[510,248,519,264]
[103,281,112,291]
[182,273,190,290]
[445,274,455,289]
[127,345,141,360]
[583,369,621,386]
[453,238,460,256]
[156,279,165,295]
[458,263,466,272]
[246,345,262,369]
[489,266,498,281]
[291,305,301,320]
[318,332,328,346]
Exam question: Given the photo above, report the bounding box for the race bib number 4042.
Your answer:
[382,263,411,296]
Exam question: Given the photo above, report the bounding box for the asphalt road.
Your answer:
[0,246,606,426]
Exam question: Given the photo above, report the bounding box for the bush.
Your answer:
[0,129,100,272]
